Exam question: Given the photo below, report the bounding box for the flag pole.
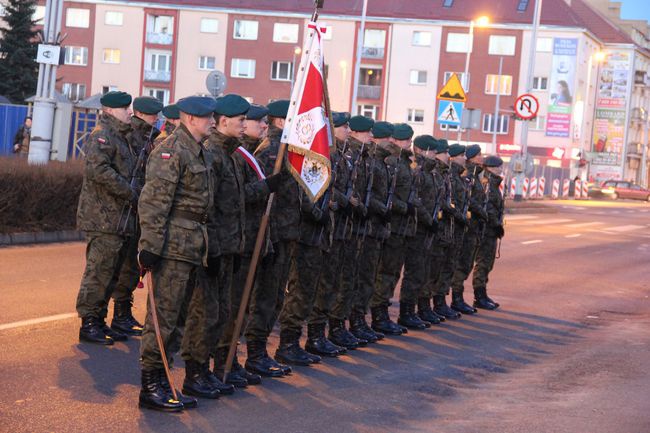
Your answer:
[222,0,325,382]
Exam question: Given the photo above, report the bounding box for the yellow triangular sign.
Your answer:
[437,73,467,102]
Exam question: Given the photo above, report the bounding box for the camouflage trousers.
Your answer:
[216,254,251,355]
[436,224,465,298]
[76,232,130,319]
[351,236,383,316]
[450,222,483,295]
[308,239,346,326]
[370,234,409,309]
[427,240,451,297]
[245,240,295,343]
[279,243,324,337]
[140,258,200,370]
[400,231,432,304]
[329,237,362,321]
[112,230,140,305]
[472,234,499,291]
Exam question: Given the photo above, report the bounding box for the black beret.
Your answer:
[176,96,218,117]
[372,121,393,138]
[246,104,269,120]
[332,111,351,128]
[465,144,482,159]
[414,135,434,150]
[214,94,250,117]
[484,155,504,167]
[448,143,466,157]
[100,91,132,108]
[133,96,163,115]
[162,104,180,119]
[349,115,374,132]
[434,139,448,154]
[267,99,290,118]
[392,123,414,140]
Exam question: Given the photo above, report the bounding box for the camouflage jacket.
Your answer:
[126,116,160,192]
[205,130,246,256]
[386,148,416,237]
[449,162,469,226]
[255,125,300,243]
[485,172,505,237]
[298,190,329,248]
[346,137,371,235]
[138,124,217,266]
[413,156,437,234]
[364,142,391,240]
[464,162,489,232]
[330,139,353,241]
[153,121,176,146]
[76,113,136,235]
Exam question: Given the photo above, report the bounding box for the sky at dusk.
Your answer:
[620,0,650,24]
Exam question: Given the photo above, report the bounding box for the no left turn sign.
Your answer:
[514,93,539,120]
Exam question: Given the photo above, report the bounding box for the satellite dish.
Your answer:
[206,70,227,97]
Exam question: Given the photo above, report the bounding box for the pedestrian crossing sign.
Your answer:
[437,100,464,126]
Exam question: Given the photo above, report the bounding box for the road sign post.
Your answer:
[436,73,467,137]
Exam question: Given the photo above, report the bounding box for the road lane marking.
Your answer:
[0,313,76,331]
[504,215,540,221]
[521,240,543,245]
[565,221,604,228]
[602,224,645,233]
[565,234,582,238]
[524,218,574,225]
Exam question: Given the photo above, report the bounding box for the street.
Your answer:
[1,199,649,433]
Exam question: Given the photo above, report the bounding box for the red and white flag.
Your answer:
[282,22,332,202]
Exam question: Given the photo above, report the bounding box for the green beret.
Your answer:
[465,144,481,159]
[133,96,163,115]
[176,96,218,117]
[349,115,374,132]
[413,135,433,150]
[162,104,180,120]
[484,155,504,167]
[435,139,449,154]
[215,94,250,117]
[332,112,350,128]
[100,91,132,108]
[391,123,414,140]
[448,143,466,157]
[267,99,290,118]
[372,121,393,139]
[246,104,269,120]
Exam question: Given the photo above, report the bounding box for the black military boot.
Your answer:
[79,316,114,345]
[398,302,429,330]
[182,360,220,399]
[417,297,441,325]
[473,287,498,310]
[139,368,184,412]
[232,357,261,385]
[306,323,342,357]
[433,295,461,320]
[111,300,144,336]
[484,289,500,309]
[371,306,404,336]
[213,348,248,388]
[245,340,285,378]
[100,319,128,342]
[201,362,235,395]
[329,318,361,349]
[159,370,197,409]
[275,331,313,366]
[349,312,378,344]
[451,292,478,315]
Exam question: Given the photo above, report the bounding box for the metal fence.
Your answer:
[0,104,30,156]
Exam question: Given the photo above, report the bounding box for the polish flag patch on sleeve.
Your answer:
[161,152,172,160]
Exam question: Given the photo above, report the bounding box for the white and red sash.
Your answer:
[235,146,266,180]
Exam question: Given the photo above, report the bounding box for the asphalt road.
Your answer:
[1,199,649,433]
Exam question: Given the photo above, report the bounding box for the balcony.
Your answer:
[146,32,173,45]
[357,85,381,100]
[361,46,384,59]
[144,70,171,82]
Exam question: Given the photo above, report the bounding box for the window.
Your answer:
[231,58,256,79]
[33,6,46,25]
[485,74,513,95]
[409,70,427,85]
[357,104,378,118]
[443,0,454,7]
[364,29,386,49]
[148,15,173,35]
[271,61,293,81]
[440,124,460,131]
[199,56,216,70]
[446,33,470,53]
[273,23,299,43]
[233,20,258,40]
[536,37,552,52]
[64,46,88,66]
[444,71,470,92]
[101,85,117,94]
[102,49,121,64]
[517,0,530,11]
[145,87,170,106]
[200,18,219,33]
[62,83,86,101]
[530,115,546,130]
[482,114,509,134]
[488,35,516,56]
[105,11,123,26]
[407,109,424,123]
[149,51,171,72]
[412,31,432,46]
[66,8,90,28]
[532,76,548,90]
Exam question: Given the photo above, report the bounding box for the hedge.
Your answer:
[0,157,83,234]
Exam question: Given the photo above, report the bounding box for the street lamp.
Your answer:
[291,46,302,90]
[459,15,489,141]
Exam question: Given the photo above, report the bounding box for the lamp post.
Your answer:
[291,46,302,91]
[350,0,369,115]
[492,56,504,148]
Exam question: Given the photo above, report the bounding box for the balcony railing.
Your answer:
[144,70,171,82]
[146,32,173,45]
[357,85,381,100]
[361,46,384,59]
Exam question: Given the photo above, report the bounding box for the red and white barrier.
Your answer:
[499,181,505,198]
[529,177,538,199]
[551,179,560,199]
[582,181,589,199]
[538,177,546,198]
[574,179,582,199]
[522,177,530,199]
[509,177,516,199]
[562,179,570,198]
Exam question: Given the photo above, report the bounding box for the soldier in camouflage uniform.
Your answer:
[399,135,441,328]
[472,155,504,310]
[450,144,488,315]
[137,96,218,412]
[75,91,136,346]
[110,96,162,337]
[245,100,298,378]
[370,123,417,336]
[154,104,180,145]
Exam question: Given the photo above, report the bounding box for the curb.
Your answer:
[0,230,83,247]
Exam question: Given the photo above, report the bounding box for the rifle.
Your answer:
[340,140,365,237]
[358,144,376,241]
[397,163,421,237]
[496,174,507,259]
[424,171,445,250]
[384,149,402,232]
[312,141,347,245]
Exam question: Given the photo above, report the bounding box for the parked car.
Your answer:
[588,180,650,201]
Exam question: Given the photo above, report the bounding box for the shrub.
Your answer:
[0,157,83,233]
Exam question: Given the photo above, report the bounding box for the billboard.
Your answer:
[546,38,578,138]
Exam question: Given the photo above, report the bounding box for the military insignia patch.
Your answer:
[97,138,106,144]
[161,152,171,160]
